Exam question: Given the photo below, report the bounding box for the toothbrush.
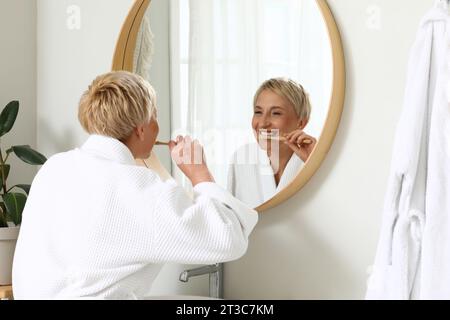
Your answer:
[259,131,312,145]
[155,141,170,146]
[274,136,313,145]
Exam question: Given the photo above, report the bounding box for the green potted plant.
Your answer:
[0,100,47,285]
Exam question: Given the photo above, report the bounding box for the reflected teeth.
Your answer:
[259,130,279,139]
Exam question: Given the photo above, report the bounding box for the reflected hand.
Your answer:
[283,130,317,163]
[168,135,214,186]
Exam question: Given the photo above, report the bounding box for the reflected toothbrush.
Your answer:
[272,136,313,145]
[259,130,312,145]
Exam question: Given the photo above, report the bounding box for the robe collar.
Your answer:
[80,134,136,165]
[255,144,304,199]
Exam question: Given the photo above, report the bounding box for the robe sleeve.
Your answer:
[147,179,258,264]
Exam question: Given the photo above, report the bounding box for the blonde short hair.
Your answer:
[78,71,156,140]
[253,78,311,121]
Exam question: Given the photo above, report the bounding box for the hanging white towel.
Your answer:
[366,2,449,300]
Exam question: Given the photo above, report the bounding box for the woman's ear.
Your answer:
[134,124,146,141]
[297,118,308,130]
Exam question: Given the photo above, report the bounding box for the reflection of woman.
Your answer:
[227,78,317,208]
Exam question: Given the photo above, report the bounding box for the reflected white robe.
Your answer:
[12,135,258,299]
[227,143,304,208]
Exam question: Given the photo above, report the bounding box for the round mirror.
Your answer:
[113,0,345,212]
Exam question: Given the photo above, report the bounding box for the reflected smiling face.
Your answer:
[252,89,305,150]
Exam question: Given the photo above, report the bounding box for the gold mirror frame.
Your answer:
[112,0,346,212]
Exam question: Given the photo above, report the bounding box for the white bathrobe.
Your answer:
[12,135,258,299]
[227,143,304,208]
[366,2,449,300]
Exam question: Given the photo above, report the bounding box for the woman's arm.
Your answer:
[144,135,258,264]
[148,179,258,264]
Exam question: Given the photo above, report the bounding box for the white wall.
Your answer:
[36,0,135,156]
[33,0,437,299]
[225,0,435,299]
[0,0,37,188]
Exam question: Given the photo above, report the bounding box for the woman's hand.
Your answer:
[169,135,215,186]
[283,130,317,163]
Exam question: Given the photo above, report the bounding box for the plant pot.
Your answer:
[0,226,20,285]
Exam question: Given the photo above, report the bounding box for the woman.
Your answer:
[227,78,317,208]
[12,71,258,299]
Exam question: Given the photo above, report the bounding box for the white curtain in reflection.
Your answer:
[170,0,332,188]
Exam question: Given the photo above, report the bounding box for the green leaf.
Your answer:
[0,203,8,228]
[10,184,31,195]
[0,101,19,137]
[12,145,47,165]
[0,164,10,187]
[3,192,26,225]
